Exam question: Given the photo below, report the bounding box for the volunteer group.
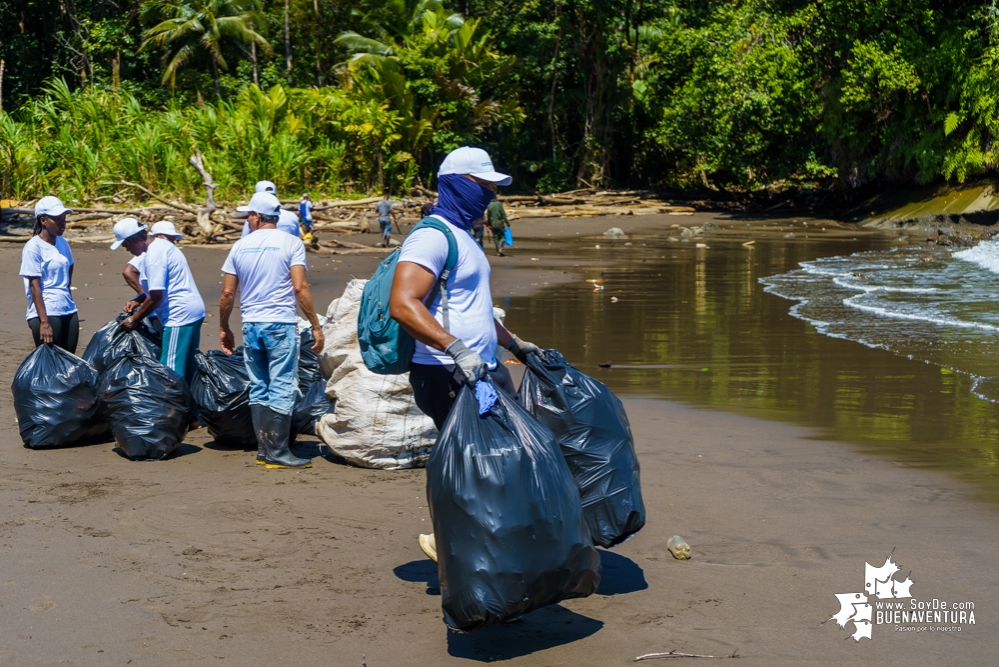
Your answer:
[19,147,538,559]
[21,181,325,469]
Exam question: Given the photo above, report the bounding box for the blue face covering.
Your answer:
[430,174,495,231]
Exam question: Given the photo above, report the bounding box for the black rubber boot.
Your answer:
[249,404,268,465]
[261,406,312,469]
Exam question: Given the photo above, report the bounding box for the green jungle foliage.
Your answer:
[2,0,999,199]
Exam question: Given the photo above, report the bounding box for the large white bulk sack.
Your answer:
[317,279,436,469]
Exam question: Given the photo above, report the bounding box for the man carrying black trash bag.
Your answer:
[219,191,325,469]
[388,146,540,562]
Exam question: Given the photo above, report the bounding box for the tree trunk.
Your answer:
[0,59,5,113]
[112,50,120,90]
[285,0,292,77]
[251,41,259,86]
[548,5,562,160]
[189,149,219,240]
[210,59,221,98]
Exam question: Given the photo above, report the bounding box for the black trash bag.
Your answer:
[428,383,601,633]
[293,330,332,435]
[189,348,256,447]
[11,345,109,448]
[82,315,162,374]
[519,348,646,548]
[98,353,191,460]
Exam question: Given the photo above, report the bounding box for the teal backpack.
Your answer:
[358,217,459,375]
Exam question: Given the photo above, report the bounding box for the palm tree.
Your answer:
[140,0,271,97]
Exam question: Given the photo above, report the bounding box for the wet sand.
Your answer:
[1,215,997,665]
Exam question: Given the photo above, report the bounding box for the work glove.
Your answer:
[506,335,539,363]
[446,339,486,384]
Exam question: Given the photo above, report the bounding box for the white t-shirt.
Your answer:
[240,210,301,238]
[127,253,162,324]
[20,235,77,320]
[144,238,206,327]
[128,254,148,294]
[398,215,497,365]
[222,228,307,323]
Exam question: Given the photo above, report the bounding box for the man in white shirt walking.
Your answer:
[240,180,302,238]
[220,192,325,469]
[388,146,539,562]
[121,220,206,383]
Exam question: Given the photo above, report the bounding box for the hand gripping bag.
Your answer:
[11,345,109,448]
[189,348,256,446]
[293,330,333,435]
[520,348,646,548]
[428,383,601,632]
[98,353,191,460]
[82,315,162,374]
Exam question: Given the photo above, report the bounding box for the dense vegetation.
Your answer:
[2,0,999,200]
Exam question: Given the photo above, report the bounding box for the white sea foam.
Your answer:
[955,240,999,276]
[761,244,999,403]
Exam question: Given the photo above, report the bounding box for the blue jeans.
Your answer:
[242,322,300,416]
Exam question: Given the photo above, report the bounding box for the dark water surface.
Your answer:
[503,232,999,502]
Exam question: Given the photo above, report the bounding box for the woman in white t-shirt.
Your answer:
[19,196,79,353]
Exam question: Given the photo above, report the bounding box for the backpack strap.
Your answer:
[410,217,459,332]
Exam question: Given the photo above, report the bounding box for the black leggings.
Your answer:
[409,362,517,431]
[28,312,80,354]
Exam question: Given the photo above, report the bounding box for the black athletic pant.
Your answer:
[409,362,517,431]
[28,312,80,354]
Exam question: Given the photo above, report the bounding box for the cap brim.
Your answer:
[232,209,250,219]
[110,239,124,250]
[470,171,512,186]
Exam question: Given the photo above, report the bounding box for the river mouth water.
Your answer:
[502,225,999,503]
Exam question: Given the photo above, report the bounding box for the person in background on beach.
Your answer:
[111,217,162,332]
[299,193,315,242]
[471,215,486,249]
[376,193,396,246]
[240,181,302,238]
[120,221,205,383]
[220,192,325,469]
[388,146,539,563]
[486,198,509,256]
[20,196,79,352]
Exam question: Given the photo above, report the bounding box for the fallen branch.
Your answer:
[189,149,219,239]
[103,181,199,215]
[635,650,739,661]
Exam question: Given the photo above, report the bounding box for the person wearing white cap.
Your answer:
[110,218,158,328]
[219,191,325,469]
[120,220,206,383]
[387,146,539,563]
[239,180,302,239]
[20,196,79,352]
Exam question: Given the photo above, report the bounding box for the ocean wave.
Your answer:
[955,240,999,276]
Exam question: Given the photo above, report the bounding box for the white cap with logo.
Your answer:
[34,196,74,218]
[151,220,184,239]
[438,147,511,186]
[255,180,277,194]
[110,217,148,250]
[236,192,282,218]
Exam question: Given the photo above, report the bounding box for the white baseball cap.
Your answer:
[110,217,148,250]
[151,220,184,239]
[236,192,282,217]
[255,180,277,194]
[438,147,511,186]
[34,195,73,218]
